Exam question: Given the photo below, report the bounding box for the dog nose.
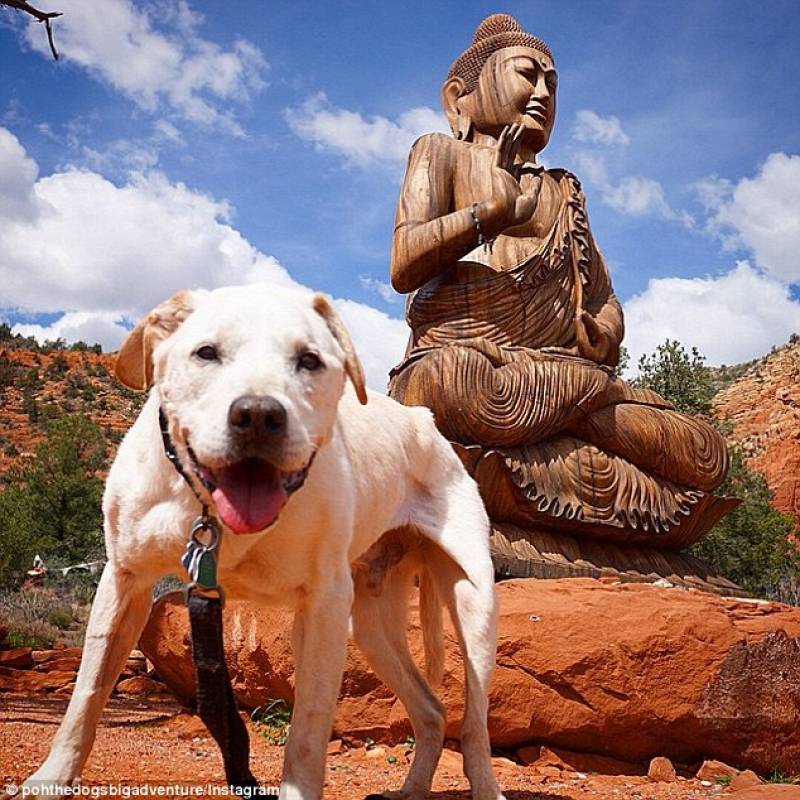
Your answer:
[228,395,287,438]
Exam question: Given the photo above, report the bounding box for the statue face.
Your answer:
[463,46,557,151]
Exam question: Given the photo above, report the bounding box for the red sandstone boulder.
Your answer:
[729,788,800,800]
[0,666,76,692]
[116,676,158,697]
[696,759,738,782]
[0,647,34,669]
[139,578,800,774]
[648,757,676,782]
[730,771,763,792]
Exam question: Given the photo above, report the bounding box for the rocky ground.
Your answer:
[0,692,784,800]
[1,601,799,800]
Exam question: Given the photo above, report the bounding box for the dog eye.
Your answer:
[195,345,220,362]
[297,351,323,371]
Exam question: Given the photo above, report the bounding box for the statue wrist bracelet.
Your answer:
[471,203,494,252]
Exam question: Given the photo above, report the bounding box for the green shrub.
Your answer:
[635,339,799,603]
[251,699,292,745]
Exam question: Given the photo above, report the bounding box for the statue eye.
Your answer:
[195,345,220,361]
[297,351,323,372]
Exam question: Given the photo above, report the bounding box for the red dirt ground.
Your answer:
[0,693,733,799]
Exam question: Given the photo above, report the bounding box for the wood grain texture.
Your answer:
[490,523,747,597]
[387,13,738,577]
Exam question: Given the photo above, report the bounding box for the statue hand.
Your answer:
[482,123,541,236]
[575,311,612,363]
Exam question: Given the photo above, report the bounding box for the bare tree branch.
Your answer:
[1,0,62,60]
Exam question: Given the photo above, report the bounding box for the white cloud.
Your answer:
[13,311,131,352]
[22,0,267,136]
[570,111,691,226]
[333,299,408,392]
[153,119,185,146]
[693,175,733,212]
[623,261,800,370]
[285,92,448,168]
[80,139,160,175]
[573,153,693,227]
[603,175,672,217]
[572,151,609,186]
[0,127,39,220]
[700,152,800,285]
[0,127,406,392]
[359,275,398,304]
[573,110,630,146]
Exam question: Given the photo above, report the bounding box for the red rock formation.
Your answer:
[714,339,800,526]
[139,578,800,774]
[0,347,138,477]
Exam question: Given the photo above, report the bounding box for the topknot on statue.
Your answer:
[447,13,554,94]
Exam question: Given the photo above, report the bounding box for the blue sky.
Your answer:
[1,0,799,387]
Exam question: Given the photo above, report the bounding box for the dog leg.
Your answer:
[352,565,445,800]
[24,563,153,789]
[429,550,505,800]
[279,570,353,800]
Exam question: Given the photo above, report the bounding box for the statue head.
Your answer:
[442,14,557,152]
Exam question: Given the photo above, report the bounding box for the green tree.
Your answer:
[634,339,713,416]
[690,448,797,600]
[634,338,799,602]
[0,415,108,586]
[0,484,39,587]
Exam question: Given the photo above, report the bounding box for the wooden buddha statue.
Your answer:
[388,14,735,550]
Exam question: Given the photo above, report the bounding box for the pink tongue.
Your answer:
[211,459,287,534]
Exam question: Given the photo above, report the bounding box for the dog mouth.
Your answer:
[189,451,311,535]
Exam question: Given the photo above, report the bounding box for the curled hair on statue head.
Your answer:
[447,13,554,96]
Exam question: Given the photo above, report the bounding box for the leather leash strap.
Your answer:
[188,593,258,789]
[159,406,258,789]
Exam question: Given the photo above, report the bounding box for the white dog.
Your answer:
[25,284,505,800]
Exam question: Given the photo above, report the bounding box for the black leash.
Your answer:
[159,408,258,789]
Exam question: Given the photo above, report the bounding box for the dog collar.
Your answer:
[159,407,223,595]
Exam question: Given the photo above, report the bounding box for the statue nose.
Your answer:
[228,395,287,440]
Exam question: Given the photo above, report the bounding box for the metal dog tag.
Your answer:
[182,515,221,590]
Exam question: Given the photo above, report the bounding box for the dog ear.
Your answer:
[115,290,196,390]
[312,293,368,405]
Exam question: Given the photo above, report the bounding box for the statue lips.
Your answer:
[525,102,547,123]
[211,458,288,534]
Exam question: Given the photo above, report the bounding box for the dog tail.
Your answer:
[419,567,444,690]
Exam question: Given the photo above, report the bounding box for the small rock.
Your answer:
[729,770,762,791]
[326,739,343,755]
[491,756,517,770]
[32,647,82,664]
[726,787,800,799]
[365,746,386,759]
[696,759,739,782]
[539,746,567,765]
[170,713,209,740]
[0,647,34,669]
[35,656,81,672]
[648,756,676,782]
[517,745,541,766]
[437,749,463,773]
[116,675,157,696]
[538,765,561,778]
[700,780,713,787]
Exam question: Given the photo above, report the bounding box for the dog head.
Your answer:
[115,284,367,534]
